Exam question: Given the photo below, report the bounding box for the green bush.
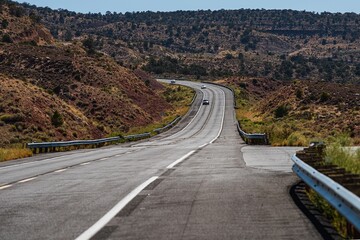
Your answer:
[51,110,64,128]
[2,34,13,43]
[274,104,289,118]
[320,92,331,102]
[0,114,24,123]
[295,89,303,99]
[1,19,9,29]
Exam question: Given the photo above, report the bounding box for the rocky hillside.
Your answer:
[0,1,171,147]
[19,3,360,83]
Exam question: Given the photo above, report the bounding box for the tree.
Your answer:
[64,30,73,41]
[29,11,42,23]
[82,37,96,54]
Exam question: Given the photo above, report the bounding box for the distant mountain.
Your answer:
[17,1,360,83]
[0,1,171,146]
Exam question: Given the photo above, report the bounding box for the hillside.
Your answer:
[219,77,360,145]
[0,1,172,147]
[1,1,359,146]
[19,3,360,83]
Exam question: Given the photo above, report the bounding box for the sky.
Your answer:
[14,0,360,14]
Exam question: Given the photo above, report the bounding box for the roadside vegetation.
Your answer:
[307,135,360,239]
[307,190,349,238]
[221,78,360,147]
[0,147,33,162]
[0,83,195,161]
[325,135,360,174]
[111,83,195,137]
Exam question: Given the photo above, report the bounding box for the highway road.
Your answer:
[0,80,322,239]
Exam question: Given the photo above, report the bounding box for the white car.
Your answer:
[201,84,206,89]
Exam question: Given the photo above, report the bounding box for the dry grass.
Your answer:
[307,189,349,238]
[0,148,33,162]
[325,135,360,174]
[112,83,194,137]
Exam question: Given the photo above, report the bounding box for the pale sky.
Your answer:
[15,0,360,13]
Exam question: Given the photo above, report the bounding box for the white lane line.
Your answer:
[199,143,208,148]
[75,176,159,240]
[0,184,12,190]
[209,88,226,144]
[80,162,90,166]
[54,169,67,173]
[115,155,122,157]
[99,158,109,161]
[166,150,196,169]
[176,95,204,135]
[18,177,37,183]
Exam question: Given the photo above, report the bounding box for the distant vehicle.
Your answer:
[201,84,206,89]
[203,99,210,105]
[170,80,176,84]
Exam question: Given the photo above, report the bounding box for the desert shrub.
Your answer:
[295,89,303,99]
[0,114,24,123]
[1,19,9,29]
[239,82,247,89]
[51,110,63,127]
[285,132,308,146]
[274,104,289,118]
[320,92,330,102]
[2,34,13,43]
[82,37,96,54]
[264,123,294,146]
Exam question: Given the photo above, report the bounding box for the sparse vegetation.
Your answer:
[307,190,349,238]
[51,110,63,128]
[0,114,24,124]
[2,34,13,43]
[118,83,195,136]
[14,4,360,83]
[0,148,33,162]
[306,135,360,239]
[325,135,360,174]
[274,104,289,118]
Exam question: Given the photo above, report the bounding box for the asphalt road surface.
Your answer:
[0,80,322,240]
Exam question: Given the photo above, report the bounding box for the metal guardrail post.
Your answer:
[292,154,360,231]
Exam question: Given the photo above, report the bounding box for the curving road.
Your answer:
[0,81,322,240]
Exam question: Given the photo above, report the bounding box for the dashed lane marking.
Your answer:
[0,184,12,190]
[18,177,37,183]
[166,150,196,169]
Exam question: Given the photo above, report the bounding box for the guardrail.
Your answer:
[27,133,151,154]
[27,115,183,154]
[202,81,237,108]
[292,154,360,232]
[154,116,181,134]
[203,81,268,145]
[236,122,268,145]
